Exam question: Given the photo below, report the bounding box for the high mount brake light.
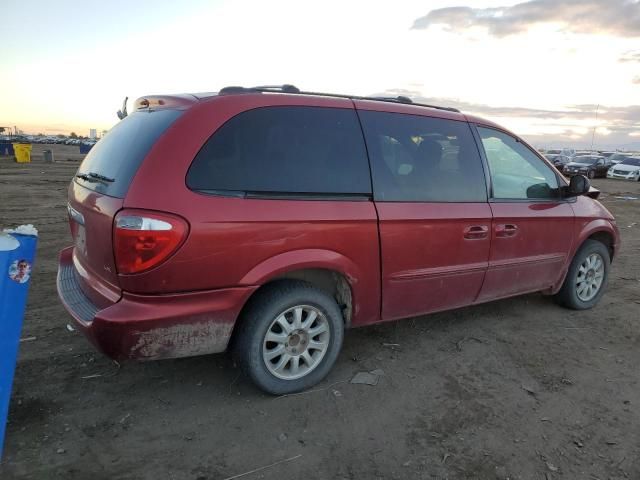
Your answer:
[114,210,188,274]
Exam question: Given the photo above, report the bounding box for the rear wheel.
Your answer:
[233,281,344,394]
[554,240,610,310]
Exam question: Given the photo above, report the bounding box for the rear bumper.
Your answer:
[57,247,257,361]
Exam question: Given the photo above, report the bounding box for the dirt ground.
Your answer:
[1,144,639,480]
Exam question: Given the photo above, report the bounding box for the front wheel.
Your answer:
[554,240,610,310]
[233,281,344,394]
[588,170,595,179]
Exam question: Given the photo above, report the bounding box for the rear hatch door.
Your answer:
[68,109,183,306]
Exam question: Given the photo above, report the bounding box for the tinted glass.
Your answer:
[577,157,600,164]
[610,153,629,161]
[478,127,559,200]
[621,158,640,166]
[76,109,182,198]
[358,111,486,202]
[187,106,371,195]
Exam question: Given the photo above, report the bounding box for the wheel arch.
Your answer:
[587,230,615,260]
[549,221,618,295]
[236,249,366,329]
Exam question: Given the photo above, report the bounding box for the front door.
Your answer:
[356,105,492,321]
[474,126,575,302]
[595,158,609,177]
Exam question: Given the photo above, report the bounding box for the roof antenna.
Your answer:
[117,97,128,120]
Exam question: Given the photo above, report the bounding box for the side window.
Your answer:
[186,106,371,195]
[358,111,487,202]
[477,127,559,200]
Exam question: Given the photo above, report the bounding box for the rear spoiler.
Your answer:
[134,95,198,111]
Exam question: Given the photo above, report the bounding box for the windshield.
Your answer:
[574,157,600,164]
[76,109,183,198]
[610,153,629,161]
[620,158,640,166]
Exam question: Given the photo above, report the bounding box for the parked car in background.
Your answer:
[546,148,576,157]
[599,151,615,159]
[56,86,620,394]
[609,152,633,165]
[607,157,640,181]
[574,151,595,157]
[564,155,610,178]
[545,154,572,172]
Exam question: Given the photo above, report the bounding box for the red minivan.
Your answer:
[57,85,619,394]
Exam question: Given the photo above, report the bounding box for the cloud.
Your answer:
[376,88,640,147]
[619,50,640,62]
[412,0,640,38]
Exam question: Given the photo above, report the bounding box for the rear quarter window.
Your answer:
[186,106,371,196]
[75,109,183,198]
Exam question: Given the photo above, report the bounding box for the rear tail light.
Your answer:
[114,210,188,274]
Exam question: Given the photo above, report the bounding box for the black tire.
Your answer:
[554,239,610,310]
[232,281,344,395]
[587,170,595,179]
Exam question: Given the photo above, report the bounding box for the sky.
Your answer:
[0,0,638,148]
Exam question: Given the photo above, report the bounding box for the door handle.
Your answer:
[496,224,518,237]
[463,225,489,239]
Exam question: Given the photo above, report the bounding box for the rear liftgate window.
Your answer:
[75,109,183,198]
[186,106,371,198]
[358,110,487,202]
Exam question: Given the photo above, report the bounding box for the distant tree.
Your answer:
[0,127,5,134]
[56,134,65,138]
[70,132,78,138]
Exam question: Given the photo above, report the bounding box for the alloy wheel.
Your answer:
[262,305,330,380]
[575,253,605,302]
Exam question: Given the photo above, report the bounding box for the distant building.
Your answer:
[89,129,97,139]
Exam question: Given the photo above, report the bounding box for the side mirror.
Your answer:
[565,174,590,197]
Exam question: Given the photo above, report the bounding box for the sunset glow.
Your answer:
[1,0,638,148]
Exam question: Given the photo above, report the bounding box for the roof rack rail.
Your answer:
[219,84,300,95]
[403,100,460,113]
[254,84,300,93]
[367,95,413,104]
[217,84,460,113]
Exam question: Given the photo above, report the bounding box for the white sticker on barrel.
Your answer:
[8,259,31,284]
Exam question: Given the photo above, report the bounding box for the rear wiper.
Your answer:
[76,172,115,183]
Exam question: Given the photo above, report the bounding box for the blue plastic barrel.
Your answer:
[0,143,14,156]
[79,144,93,154]
[0,226,38,459]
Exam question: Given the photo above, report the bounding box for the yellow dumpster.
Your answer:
[13,144,32,163]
